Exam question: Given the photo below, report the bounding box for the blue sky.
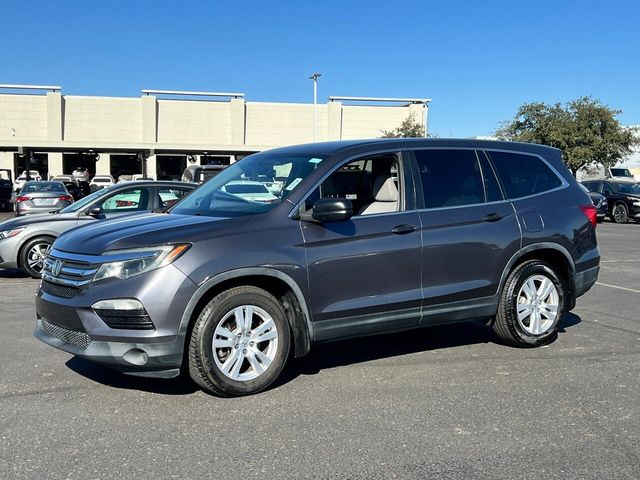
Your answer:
[3,0,639,137]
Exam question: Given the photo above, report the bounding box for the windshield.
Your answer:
[60,185,113,213]
[171,152,327,217]
[22,182,65,193]
[614,182,640,195]
[611,168,632,177]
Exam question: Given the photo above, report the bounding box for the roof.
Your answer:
[258,138,562,157]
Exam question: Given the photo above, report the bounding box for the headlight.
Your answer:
[92,244,190,282]
[0,228,24,240]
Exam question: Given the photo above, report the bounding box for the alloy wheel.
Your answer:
[212,305,279,381]
[516,274,559,335]
[26,243,52,273]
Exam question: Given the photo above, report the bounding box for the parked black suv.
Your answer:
[34,139,600,396]
[582,179,640,223]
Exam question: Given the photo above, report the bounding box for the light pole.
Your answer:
[309,73,322,142]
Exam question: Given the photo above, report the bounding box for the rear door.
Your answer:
[409,148,521,323]
[97,186,153,218]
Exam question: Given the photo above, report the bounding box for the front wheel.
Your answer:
[188,286,291,397]
[612,203,628,224]
[493,260,566,347]
[20,236,54,279]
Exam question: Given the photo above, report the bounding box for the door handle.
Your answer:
[482,212,505,222]
[391,224,418,234]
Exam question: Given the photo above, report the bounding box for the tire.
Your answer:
[188,286,291,397]
[612,203,628,224]
[19,236,54,279]
[493,260,566,347]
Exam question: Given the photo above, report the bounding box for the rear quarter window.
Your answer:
[487,151,563,199]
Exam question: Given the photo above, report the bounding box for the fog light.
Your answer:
[92,298,155,330]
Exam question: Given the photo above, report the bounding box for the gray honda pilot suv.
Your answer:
[35,139,600,397]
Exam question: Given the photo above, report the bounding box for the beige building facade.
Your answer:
[0,86,429,180]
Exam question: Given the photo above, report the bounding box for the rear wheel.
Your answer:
[612,203,628,224]
[188,286,291,397]
[493,260,566,347]
[20,236,54,279]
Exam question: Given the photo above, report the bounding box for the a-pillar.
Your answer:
[48,152,63,177]
[95,153,111,175]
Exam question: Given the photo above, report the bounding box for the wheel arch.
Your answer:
[498,243,575,306]
[178,268,313,363]
[16,232,57,269]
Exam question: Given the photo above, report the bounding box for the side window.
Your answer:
[303,153,402,216]
[100,189,147,213]
[602,183,613,195]
[488,151,563,199]
[158,187,190,209]
[414,149,484,208]
[478,151,504,202]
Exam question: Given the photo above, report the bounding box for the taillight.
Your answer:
[58,195,73,202]
[579,204,597,228]
[15,196,29,203]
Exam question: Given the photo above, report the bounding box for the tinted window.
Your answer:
[158,187,191,209]
[303,153,401,216]
[100,189,148,213]
[614,182,640,195]
[488,151,562,199]
[414,149,484,208]
[21,182,66,193]
[601,182,613,194]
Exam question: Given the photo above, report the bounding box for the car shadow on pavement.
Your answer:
[0,269,29,279]
[64,313,582,396]
[65,357,198,395]
[273,313,583,390]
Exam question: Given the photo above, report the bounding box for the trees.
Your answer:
[496,97,638,175]
[381,114,427,138]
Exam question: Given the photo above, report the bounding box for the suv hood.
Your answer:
[54,213,247,255]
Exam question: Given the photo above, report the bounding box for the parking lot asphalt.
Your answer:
[0,211,638,479]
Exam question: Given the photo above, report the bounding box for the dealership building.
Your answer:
[0,84,430,181]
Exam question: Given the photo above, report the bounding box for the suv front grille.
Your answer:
[41,319,91,349]
[41,281,80,299]
[42,252,98,288]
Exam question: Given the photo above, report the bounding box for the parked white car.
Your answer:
[13,171,42,193]
[221,180,279,203]
[89,175,115,190]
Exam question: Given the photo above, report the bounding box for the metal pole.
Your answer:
[313,79,317,142]
[309,73,322,142]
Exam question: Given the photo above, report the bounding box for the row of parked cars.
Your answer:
[580,178,640,224]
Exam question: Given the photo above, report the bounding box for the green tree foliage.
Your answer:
[496,97,639,174]
[381,114,427,138]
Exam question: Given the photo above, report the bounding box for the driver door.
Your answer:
[301,152,422,341]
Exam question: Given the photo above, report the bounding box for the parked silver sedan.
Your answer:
[0,180,196,278]
[14,181,74,216]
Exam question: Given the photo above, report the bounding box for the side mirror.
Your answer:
[310,198,353,223]
[86,205,103,217]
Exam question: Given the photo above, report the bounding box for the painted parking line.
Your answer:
[595,282,640,294]
[600,259,640,263]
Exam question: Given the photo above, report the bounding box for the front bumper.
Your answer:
[34,263,198,377]
[35,318,183,377]
[0,234,22,269]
